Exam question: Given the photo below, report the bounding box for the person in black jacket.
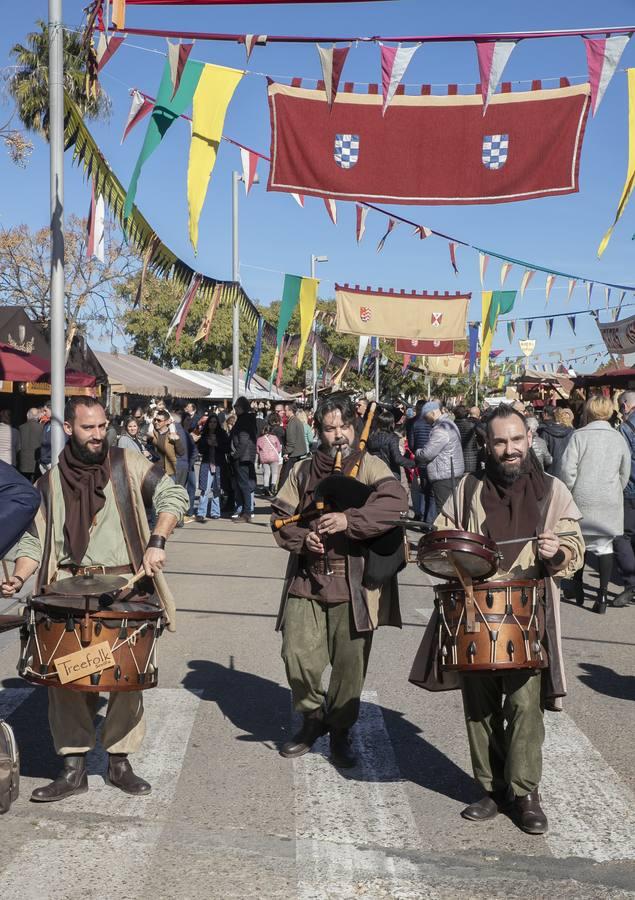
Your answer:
[0,460,40,562]
[230,396,258,522]
[366,408,416,480]
[538,406,574,475]
[454,405,482,475]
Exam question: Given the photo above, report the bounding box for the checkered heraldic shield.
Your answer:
[334,134,360,169]
[482,135,509,170]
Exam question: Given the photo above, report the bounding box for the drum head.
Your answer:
[419,550,496,580]
[417,530,499,581]
[31,595,162,620]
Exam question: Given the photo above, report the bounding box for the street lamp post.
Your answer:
[231,170,259,405]
[49,0,65,460]
[310,254,328,409]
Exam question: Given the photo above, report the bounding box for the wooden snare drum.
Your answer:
[19,595,164,692]
[417,529,499,582]
[434,579,546,673]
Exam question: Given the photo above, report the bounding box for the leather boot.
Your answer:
[279,712,327,759]
[611,587,634,608]
[461,789,511,822]
[592,592,608,615]
[573,574,585,607]
[329,729,357,769]
[513,788,548,834]
[31,754,88,803]
[107,754,151,795]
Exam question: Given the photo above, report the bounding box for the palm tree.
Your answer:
[8,19,110,138]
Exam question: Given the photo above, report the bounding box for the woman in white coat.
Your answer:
[559,395,630,613]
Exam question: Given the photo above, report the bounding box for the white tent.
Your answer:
[171,368,290,401]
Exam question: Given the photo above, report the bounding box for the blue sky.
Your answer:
[2,0,635,370]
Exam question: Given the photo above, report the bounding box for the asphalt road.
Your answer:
[0,503,634,900]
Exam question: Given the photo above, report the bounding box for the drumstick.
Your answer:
[2,561,9,582]
[120,569,149,591]
[495,531,577,547]
[450,459,460,531]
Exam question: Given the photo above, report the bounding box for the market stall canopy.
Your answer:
[171,368,291,401]
[0,343,95,386]
[574,367,635,389]
[95,352,208,398]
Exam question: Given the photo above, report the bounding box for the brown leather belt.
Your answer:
[54,564,134,579]
[307,558,347,577]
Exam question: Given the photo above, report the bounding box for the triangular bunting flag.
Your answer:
[545,273,556,303]
[507,321,516,343]
[380,43,421,115]
[414,225,432,239]
[500,261,513,287]
[245,316,264,389]
[297,277,319,367]
[188,63,245,252]
[584,34,632,115]
[167,41,195,100]
[545,318,554,338]
[194,283,223,343]
[526,320,533,338]
[475,39,517,113]
[317,44,350,108]
[586,281,594,305]
[96,33,125,72]
[240,147,258,193]
[567,315,576,335]
[167,274,202,344]
[87,181,105,263]
[567,278,577,302]
[121,90,154,144]
[324,197,337,225]
[377,218,396,252]
[598,68,635,256]
[358,335,370,370]
[479,252,489,287]
[519,269,535,298]
[356,204,368,243]
[244,34,268,60]
[605,286,612,307]
[111,0,126,30]
[291,193,305,207]
[449,242,459,274]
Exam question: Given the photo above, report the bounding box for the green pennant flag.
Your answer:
[277,274,304,349]
[124,59,204,223]
[487,290,517,333]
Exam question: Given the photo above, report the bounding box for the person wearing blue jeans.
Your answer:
[197,464,221,520]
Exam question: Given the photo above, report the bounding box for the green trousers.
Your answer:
[459,669,545,797]
[281,596,373,730]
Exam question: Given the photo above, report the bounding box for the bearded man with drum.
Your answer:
[1,397,188,802]
[271,395,407,768]
[410,404,584,834]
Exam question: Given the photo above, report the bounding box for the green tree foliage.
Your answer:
[8,20,110,138]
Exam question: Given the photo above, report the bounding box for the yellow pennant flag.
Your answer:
[188,63,244,253]
[296,277,319,367]
[480,290,494,383]
[598,68,635,257]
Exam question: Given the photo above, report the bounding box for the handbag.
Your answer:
[0,719,19,814]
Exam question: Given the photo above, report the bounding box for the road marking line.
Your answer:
[294,690,421,899]
[543,710,635,862]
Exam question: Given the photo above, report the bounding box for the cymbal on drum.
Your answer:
[46,573,130,596]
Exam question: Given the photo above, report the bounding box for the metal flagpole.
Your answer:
[231,171,240,404]
[49,0,65,461]
[374,339,380,401]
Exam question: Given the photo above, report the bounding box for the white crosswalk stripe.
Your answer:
[543,710,635,862]
[294,690,421,899]
[0,688,202,900]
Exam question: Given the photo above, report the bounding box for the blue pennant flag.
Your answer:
[246,316,263,390]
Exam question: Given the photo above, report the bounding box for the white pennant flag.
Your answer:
[475,39,517,113]
[244,34,268,60]
[358,335,370,369]
[290,193,305,208]
[500,262,513,287]
[87,182,105,263]
[380,43,421,115]
[356,204,368,243]
[519,269,535,298]
[583,33,632,115]
[479,252,489,287]
[567,278,577,302]
[324,197,337,225]
[121,90,154,144]
[239,147,258,194]
[545,274,556,303]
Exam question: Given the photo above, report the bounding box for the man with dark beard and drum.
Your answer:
[1,397,188,802]
[410,404,584,834]
[271,395,407,767]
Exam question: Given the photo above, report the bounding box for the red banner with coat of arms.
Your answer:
[335,285,471,340]
[267,80,590,205]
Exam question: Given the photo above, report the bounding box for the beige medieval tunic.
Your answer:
[409,473,584,709]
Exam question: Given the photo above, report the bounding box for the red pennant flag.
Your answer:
[167,40,195,99]
[449,241,459,274]
[240,147,258,193]
[121,90,154,143]
[376,218,396,252]
[96,34,125,72]
[316,44,350,108]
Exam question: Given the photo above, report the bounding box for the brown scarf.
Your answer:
[58,442,110,565]
[480,455,548,570]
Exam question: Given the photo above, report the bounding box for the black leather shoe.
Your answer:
[513,788,548,834]
[280,713,327,759]
[461,789,510,822]
[31,754,88,803]
[611,587,634,608]
[329,729,357,768]
[107,755,151,795]
[592,592,608,615]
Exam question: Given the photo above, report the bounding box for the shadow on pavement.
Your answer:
[577,662,635,702]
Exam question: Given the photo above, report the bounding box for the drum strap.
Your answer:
[35,473,53,594]
[461,474,481,531]
[109,448,145,572]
